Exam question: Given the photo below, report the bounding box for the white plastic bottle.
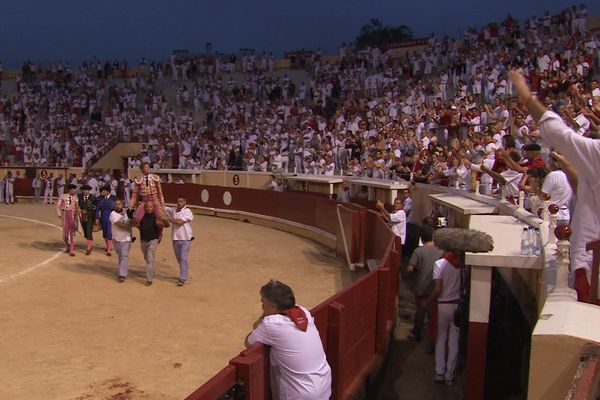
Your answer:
[520,227,531,255]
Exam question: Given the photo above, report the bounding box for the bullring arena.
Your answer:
[0,200,352,399]
[2,4,600,400]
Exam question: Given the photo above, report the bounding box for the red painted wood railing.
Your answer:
[177,186,400,400]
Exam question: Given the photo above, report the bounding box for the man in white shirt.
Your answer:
[423,252,462,386]
[164,196,194,286]
[479,151,523,200]
[541,155,573,225]
[245,280,332,400]
[376,197,407,246]
[56,174,65,198]
[44,173,55,204]
[511,70,599,303]
[109,199,135,282]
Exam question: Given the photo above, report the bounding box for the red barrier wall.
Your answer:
[163,183,340,235]
[14,178,398,400]
[179,184,400,400]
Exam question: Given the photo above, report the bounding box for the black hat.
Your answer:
[100,186,111,192]
[523,143,541,151]
[66,184,77,190]
[80,184,92,191]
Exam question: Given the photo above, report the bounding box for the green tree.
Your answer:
[355,18,414,48]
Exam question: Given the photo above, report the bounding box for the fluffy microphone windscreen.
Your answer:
[433,227,494,253]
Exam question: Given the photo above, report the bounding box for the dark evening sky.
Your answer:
[0,0,597,66]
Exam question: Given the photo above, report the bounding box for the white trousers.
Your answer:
[44,187,54,204]
[5,187,14,203]
[435,303,460,380]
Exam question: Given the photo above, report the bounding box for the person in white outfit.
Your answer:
[163,196,194,286]
[246,280,332,400]
[4,171,15,204]
[510,70,598,303]
[56,174,65,198]
[44,173,55,204]
[424,252,462,386]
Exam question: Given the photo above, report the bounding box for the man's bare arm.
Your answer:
[509,70,548,124]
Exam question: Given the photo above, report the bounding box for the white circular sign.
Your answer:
[223,191,232,206]
[201,189,209,203]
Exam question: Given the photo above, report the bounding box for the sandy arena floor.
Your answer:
[0,203,352,400]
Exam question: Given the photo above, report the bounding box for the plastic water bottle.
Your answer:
[528,227,535,250]
[521,228,531,255]
[533,228,542,255]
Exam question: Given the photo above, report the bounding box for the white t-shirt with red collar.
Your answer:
[248,305,331,400]
[433,258,461,302]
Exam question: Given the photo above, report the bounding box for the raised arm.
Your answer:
[510,70,600,179]
[552,152,579,194]
[480,164,507,184]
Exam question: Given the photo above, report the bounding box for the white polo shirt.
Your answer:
[248,305,332,400]
[165,206,194,240]
[109,211,132,242]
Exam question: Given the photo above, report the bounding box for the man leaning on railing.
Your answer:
[245,280,332,400]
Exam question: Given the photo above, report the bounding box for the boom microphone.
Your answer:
[433,228,494,253]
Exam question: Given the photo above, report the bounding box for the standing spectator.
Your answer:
[32,173,43,204]
[56,174,65,198]
[43,173,55,204]
[376,198,407,246]
[0,173,4,204]
[110,199,135,282]
[4,171,14,204]
[540,152,573,225]
[407,226,444,344]
[164,196,194,286]
[138,201,163,286]
[511,70,599,303]
[245,280,332,400]
[423,251,462,386]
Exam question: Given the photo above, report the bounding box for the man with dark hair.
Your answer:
[96,186,116,256]
[424,251,462,386]
[164,196,194,286]
[481,151,524,200]
[376,197,407,246]
[245,280,332,400]
[407,225,444,343]
[110,199,135,282]
[138,201,163,286]
[78,184,96,255]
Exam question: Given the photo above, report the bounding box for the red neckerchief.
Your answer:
[280,306,308,332]
[443,252,462,269]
